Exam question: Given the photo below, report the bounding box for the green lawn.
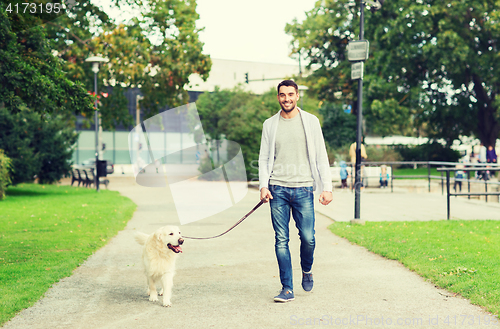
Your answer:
[392,167,441,178]
[329,220,500,315]
[0,184,136,326]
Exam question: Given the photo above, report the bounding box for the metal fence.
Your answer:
[437,167,500,219]
[344,161,500,196]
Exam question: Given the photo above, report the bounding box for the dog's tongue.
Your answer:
[172,245,182,253]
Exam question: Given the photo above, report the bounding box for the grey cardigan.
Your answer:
[258,108,332,192]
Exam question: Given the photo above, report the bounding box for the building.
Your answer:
[73,58,303,165]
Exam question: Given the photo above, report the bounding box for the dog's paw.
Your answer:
[149,295,159,302]
[162,300,172,307]
[158,288,164,296]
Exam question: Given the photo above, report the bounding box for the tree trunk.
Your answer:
[473,74,499,148]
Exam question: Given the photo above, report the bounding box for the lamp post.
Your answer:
[298,85,308,110]
[85,56,109,191]
[350,0,384,224]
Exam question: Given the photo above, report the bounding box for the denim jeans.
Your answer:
[269,185,315,291]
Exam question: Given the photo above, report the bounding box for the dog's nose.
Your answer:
[178,238,184,245]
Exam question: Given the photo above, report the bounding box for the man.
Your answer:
[349,137,367,189]
[258,80,333,303]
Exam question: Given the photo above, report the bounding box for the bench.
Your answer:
[71,169,83,187]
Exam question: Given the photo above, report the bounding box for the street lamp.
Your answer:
[85,55,109,191]
[298,85,308,110]
[349,0,384,224]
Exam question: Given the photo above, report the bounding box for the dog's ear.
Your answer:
[154,231,164,242]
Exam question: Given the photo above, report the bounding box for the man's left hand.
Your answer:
[319,191,333,205]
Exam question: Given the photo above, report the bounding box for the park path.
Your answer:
[3,177,496,328]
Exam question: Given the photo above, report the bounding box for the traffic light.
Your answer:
[245,72,249,84]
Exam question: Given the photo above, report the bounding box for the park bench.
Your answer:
[81,169,93,188]
[71,169,83,187]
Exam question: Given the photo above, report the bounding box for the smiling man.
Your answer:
[259,79,333,302]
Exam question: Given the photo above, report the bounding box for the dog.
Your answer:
[135,226,184,307]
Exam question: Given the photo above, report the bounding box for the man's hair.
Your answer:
[277,80,298,94]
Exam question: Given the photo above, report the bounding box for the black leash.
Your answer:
[182,199,265,240]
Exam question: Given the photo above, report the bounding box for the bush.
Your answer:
[0,149,12,200]
[365,145,403,162]
[394,142,461,162]
[0,109,77,185]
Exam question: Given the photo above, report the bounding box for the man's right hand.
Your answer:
[260,187,273,203]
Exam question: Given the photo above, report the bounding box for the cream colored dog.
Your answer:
[135,226,184,307]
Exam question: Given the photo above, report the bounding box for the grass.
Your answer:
[392,167,441,178]
[329,220,500,316]
[0,184,136,326]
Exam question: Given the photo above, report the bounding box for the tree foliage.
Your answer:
[0,0,94,117]
[0,108,77,185]
[45,0,212,129]
[319,102,356,149]
[0,149,12,199]
[286,0,500,147]
[195,86,323,178]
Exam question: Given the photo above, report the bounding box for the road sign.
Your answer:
[351,62,364,80]
[347,40,370,62]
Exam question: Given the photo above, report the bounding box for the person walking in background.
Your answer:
[479,143,487,163]
[339,160,349,189]
[454,164,465,192]
[486,145,497,164]
[379,165,389,188]
[259,80,332,303]
[349,137,367,188]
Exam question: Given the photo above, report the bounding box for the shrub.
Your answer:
[0,149,12,200]
[365,145,403,162]
[394,142,461,163]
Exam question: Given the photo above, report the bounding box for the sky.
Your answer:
[195,0,318,65]
[99,0,318,66]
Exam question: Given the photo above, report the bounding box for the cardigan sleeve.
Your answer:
[314,119,333,192]
[258,121,271,191]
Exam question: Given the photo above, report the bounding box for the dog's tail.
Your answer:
[135,232,149,245]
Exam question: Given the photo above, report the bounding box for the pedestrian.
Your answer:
[486,145,497,164]
[379,165,389,188]
[349,137,368,188]
[454,164,465,192]
[479,143,487,163]
[258,80,333,303]
[339,160,349,189]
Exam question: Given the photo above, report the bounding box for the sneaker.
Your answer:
[274,289,295,302]
[302,272,314,292]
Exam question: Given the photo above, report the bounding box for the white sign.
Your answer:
[347,40,370,62]
[351,62,364,80]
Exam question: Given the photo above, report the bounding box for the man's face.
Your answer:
[277,86,299,113]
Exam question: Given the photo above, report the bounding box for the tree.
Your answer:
[319,102,356,149]
[44,0,212,129]
[286,0,500,147]
[0,3,94,184]
[0,0,94,117]
[0,108,77,185]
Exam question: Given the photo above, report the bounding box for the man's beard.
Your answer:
[280,104,295,113]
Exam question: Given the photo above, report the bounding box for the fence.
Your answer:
[341,161,500,196]
[72,130,228,166]
[437,167,500,220]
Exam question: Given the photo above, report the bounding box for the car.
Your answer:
[81,158,114,175]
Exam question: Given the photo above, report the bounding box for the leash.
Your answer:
[182,199,265,240]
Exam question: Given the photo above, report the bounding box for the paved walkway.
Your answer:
[3,177,498,328]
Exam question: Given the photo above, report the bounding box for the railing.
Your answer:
[437,167,500,220]
[345,161,500,195]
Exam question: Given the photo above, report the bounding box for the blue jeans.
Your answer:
[269,185,315,291]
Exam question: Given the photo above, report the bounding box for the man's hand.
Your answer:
[319,191,332,205]
[260,187,273,203]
